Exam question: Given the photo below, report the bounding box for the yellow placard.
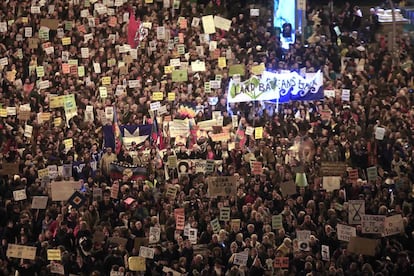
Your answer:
[49,96,64,108]
[251,64,265,75]
[164,66,173,74]
[129,256,146,271]
[78,66,85,77]
[145,0,154,3]
[61,37,71,45]
[68,59,78,66]
[39,112,51,122]
[36,66,45,78]
[168,92,175,101]
[0,109,7,117]
[101,76,111,85]
[254,127,263,139]
[218,57,226,69]
[54,117,62,126]
[152,92,163,101]
[21,17,28,24]
[37,168,49,178]
[63,138,73,150]
[47,249,61,261]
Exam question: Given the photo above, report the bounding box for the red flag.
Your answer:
[127,9,140,48]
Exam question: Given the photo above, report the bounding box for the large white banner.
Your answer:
[227,70,324,103]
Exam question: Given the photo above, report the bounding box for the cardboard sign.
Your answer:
[274,257,289,268]
[280,180,297,197]
[383,214,404,236]
[128,256,146,271]
[361,215,385,234]
[348,200,365,225]
[50,181,77,201]
[207,176,237,197]
[0,163,19,176]
[348,237,378,256]
[6,244,36,260]
[321,162,347,176]
[336,224,356,242]
[31,196,48,209]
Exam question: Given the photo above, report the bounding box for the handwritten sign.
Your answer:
[207,176,237,197]
[47,249,61,261]
[361,215,385,234]
[337,224,356,242]
[6,244,36,260]
[348,200,365,225]
[383,214,404,236]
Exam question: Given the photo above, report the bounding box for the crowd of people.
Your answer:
[0,0,414,275]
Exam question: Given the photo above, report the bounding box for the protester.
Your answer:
[0,0,414,276]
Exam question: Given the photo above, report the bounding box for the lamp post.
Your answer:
[389,0,399,66]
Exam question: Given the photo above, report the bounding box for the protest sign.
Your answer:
[321,162,347,176]
[207,176,237,197]
[322,176,341,192]
[383,214,404,236]
[6,244,36,260]
[228,70,323,103]
[233,251,248,266]
[348,237,378,256]
[361,215,385,234]
[348,200,365,224]
[337,224,356,242]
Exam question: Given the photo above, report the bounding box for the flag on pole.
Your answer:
[151,113,164,150]
[113,106,122,154]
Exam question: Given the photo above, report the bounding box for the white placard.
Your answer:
[322,176,341,192]
[0,57,8,66]
[24,124,33,138]
[149,227,160,244]
[324,89,335,98]
[342,89,350,101]
[213,16,231,31]
[81,47,89,58]
[233,251,248,266]
[383,214,404,236]
[321,245,330,261]
[150,101,161,111]
[375,127,385,140]
[13,189,27,201]
[139,246,155,259]
[348,200,365,225]
[361,215,385,234]
[250,9,260,17]
[336,224,356,242]
[188,228,198,244]
[245,126,254,136]
[128,80,140,88]
[93,63,101,73]
[170,58,181,67]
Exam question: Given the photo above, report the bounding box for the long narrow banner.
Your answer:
[227,70,323,103]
